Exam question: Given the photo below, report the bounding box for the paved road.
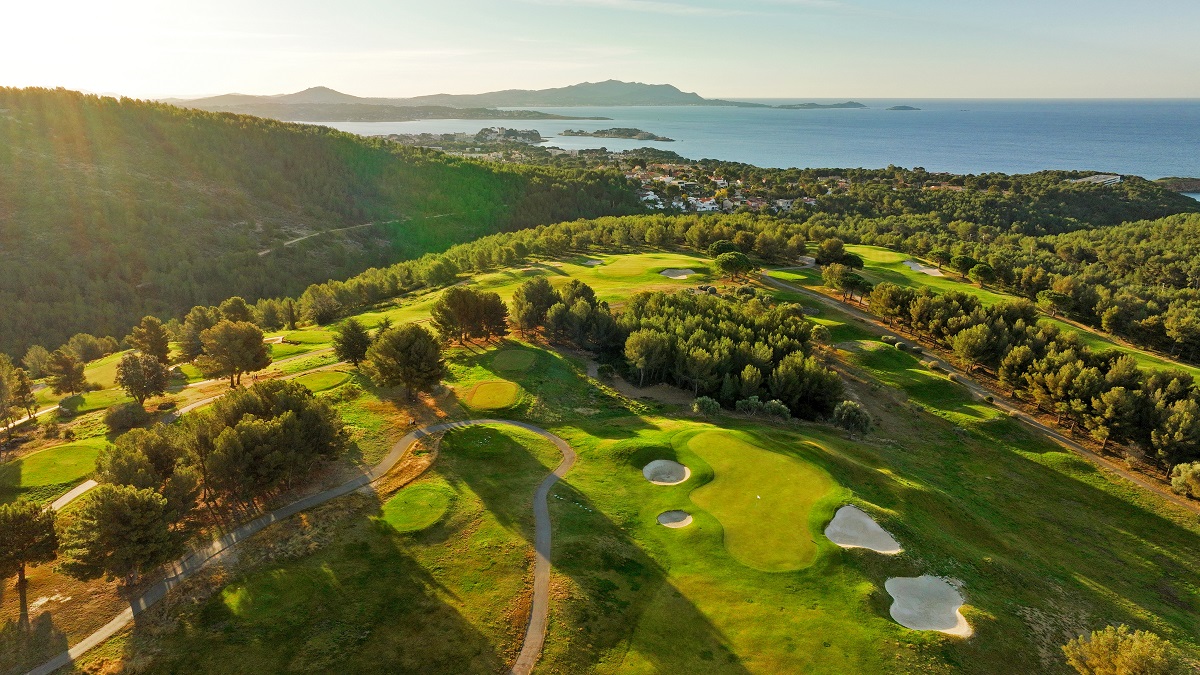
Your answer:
[763,271,1200,517]
[27,418,575,675]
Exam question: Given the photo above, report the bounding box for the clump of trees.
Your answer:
[869,281,1200,470]
[431,286,509,344]
[52,379,346,585]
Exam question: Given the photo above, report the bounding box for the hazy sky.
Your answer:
[3,0,1198,99]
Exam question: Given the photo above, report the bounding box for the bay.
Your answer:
[319,99,1200,178]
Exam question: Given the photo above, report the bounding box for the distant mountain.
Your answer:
[398,80,766,108]
[167,82,885,123]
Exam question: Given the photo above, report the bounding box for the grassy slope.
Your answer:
[843,244,1200,377]
[31,251,1200,674]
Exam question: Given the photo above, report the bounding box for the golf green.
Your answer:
[687,430,835,571]
[294,370,350,392]
[378,480,453,532]
[465,380,519,409]
[0,439,106,504]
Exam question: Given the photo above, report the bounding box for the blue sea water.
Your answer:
[321,99,1200,178]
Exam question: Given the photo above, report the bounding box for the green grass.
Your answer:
[0,437,107,504]
[294,370,350,393]
[61,252,1200,674]
[464,380,520,410]
[83,351,127,389]
[58,388,133,416]
[687,429,838,571]
[492,349,536,372]
[376,479,454,532]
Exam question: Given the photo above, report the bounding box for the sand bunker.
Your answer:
[657,510,694,528]
[583,259,604,266]
[903,260,945,277]
[660,268,697,280]
[643,459,691,485]
[885,576,972,637]
[824,505,902,554]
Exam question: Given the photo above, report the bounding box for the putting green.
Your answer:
[687,430,835,571]
[492,349,536,372]
[0,439,106,504]
[294,370,350,392]
[465,380,519,409]
[378,480,453,532]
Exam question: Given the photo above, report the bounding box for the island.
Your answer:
[775,101,866,110]
[560,128,675,142]
[887,105,921,111]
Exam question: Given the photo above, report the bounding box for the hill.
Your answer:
[0,87,642,357]
[169,81,770,122]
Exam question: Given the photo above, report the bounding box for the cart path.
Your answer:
[27,419,575,675]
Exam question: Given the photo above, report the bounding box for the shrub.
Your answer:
[692,396,720,417]
[947,373,959,383]
[880,335,898,345]
[832,400,870,433]
[1171,462,1200,499]
[41,421,61,439]
[984,395,994,403]
[596,363,616,379]
[735,396,766,416]
[104,402,150,433]
[1062,624,1182,675]
[762,399,792,420]
[895,341,909,351]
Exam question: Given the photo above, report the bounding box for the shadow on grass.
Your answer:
[0,579,70,674]
[443,423,749,672]
[105,488,515,674]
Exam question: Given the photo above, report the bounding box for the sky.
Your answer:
[3,0,1198,100]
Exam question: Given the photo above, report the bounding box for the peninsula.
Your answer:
[561,127,675,142]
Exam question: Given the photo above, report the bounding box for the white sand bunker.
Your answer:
[657,510,694,528]
[903,260,945,277]
[885,576,972,637]
[643,459,691,485]
[824,505,902,554]
[660,268,697,280]
[583,259,604,266]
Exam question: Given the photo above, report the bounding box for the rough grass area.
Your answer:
[0,437,107,505]
[492,349,537,372]
[83,424,561,674]
[294,370,350,393]
[464,380,520,410]
[687,429,837,571]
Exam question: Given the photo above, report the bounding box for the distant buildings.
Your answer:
[1069,174,1123,186]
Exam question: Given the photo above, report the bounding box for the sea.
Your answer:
[319,99,1200,179]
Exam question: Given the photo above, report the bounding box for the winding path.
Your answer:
[26,418,574,675]
[763,271,1200,517]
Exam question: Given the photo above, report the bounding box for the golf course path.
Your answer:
[763,272,1200,518]
[26,418,575,675]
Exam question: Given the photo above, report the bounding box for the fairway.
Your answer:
[687,430,836,571]
[464,380,520,409]
[377,479,453,532]
[294,370,350,392]
[492,349,536,372]
[0,438,106,504]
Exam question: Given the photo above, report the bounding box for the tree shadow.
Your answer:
[107,489,516,674]
[0,578,70,674]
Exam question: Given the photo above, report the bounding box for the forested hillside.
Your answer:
[0,87,641,355]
